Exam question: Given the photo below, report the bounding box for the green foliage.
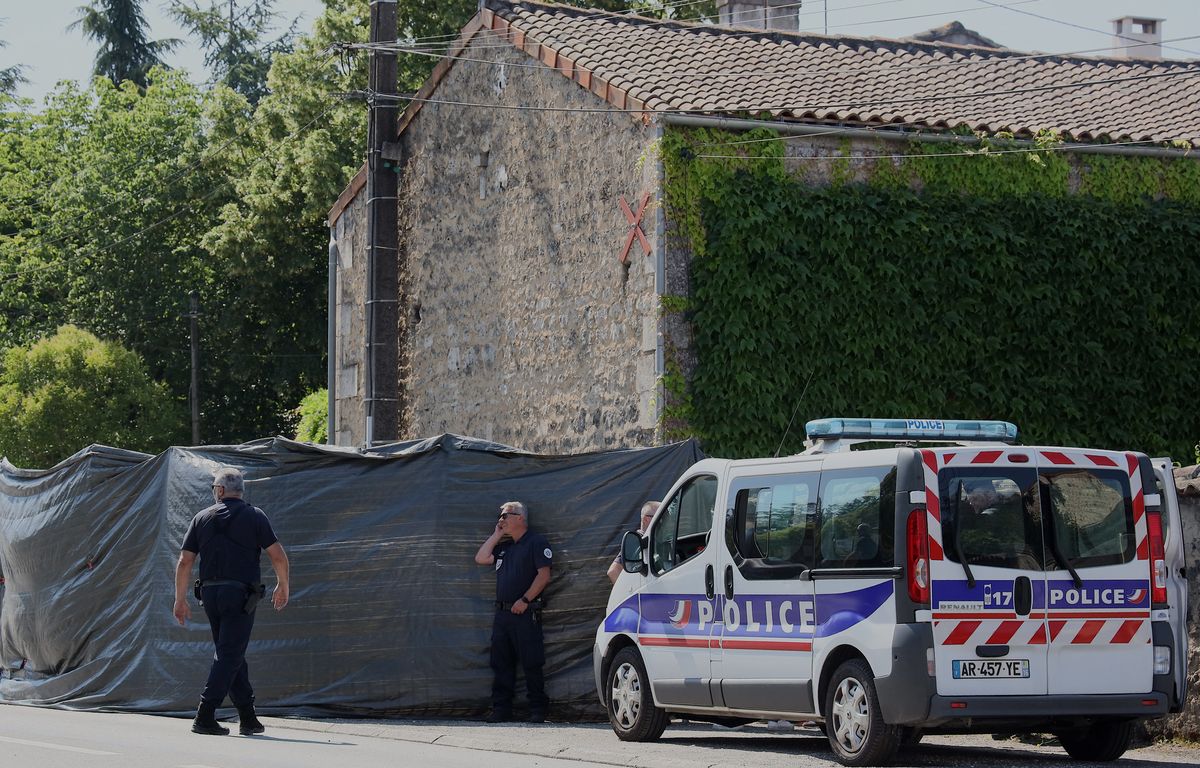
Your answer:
[659,295,690,314]
[0,0,373,449]
[0,326,178,467]
[0,72,230,448]
[561,1,717,18]
[662,128,1200,461]
[70,0,181,88]
[171,0,295,105]
[294,388,328,443]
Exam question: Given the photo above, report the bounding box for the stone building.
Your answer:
[326,0,1200,452]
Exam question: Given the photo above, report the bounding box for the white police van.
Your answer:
[594,419,1190,766]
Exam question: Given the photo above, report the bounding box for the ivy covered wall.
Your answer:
[661,127,1200,460]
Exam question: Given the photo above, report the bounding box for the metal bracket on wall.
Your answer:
[619,192,653,265]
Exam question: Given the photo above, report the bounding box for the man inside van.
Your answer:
[607,501,659,583]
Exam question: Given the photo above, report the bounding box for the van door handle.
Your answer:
[705,565,715,600]
[1014,576,1032,616]
[724,565,734,600]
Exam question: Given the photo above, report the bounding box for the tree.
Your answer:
[0,72,238,443]
[293,388,328,443]
[170,0,296,105]
[562,1,717,20]
[0,23,26,98]
[0,325,178,467]
[70,0,180,88]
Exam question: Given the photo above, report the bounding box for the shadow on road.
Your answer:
[247,734,356,746]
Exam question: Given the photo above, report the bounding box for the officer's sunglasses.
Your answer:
[498,511,523,519]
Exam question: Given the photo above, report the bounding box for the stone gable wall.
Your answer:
[385,33,661,452]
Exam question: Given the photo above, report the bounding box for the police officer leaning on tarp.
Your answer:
[475,500,552,723]
[173,466,290,736]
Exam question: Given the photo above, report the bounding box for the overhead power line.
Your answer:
[369,0,1039,54]
[975,0,1200,58]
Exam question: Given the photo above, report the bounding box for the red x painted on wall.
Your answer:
[618,192,652,265]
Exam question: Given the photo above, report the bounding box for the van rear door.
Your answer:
[924,448,1049,697]
[1153,457,1189,708]
[1038,450,1152,696]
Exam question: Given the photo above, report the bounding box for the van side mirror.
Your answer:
[621,530,647,575]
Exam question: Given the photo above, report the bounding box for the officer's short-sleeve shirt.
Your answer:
[181,497,278,585]
[494,530,552,603]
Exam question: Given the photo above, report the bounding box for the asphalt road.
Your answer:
[1,704,1197,768]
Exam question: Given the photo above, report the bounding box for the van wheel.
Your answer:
[824,659,901,766]
[607,647,668,742]
[1057,720,1134,761]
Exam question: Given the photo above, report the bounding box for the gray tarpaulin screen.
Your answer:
[0,434,702,718]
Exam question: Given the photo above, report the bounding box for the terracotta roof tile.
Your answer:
[483,0,1200,143]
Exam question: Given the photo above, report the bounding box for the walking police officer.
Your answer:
[173,466,290,736]
[474,501,552,723]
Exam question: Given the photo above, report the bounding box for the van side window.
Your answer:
[1042,469,1134,569]
[817,467,896,568]
[941,470,1042,570]
[725,475,817,579]
[651,475,717,575]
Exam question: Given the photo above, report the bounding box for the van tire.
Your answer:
[1057,720,1134,762]
[606,647,668,742]
[824,659,901,766]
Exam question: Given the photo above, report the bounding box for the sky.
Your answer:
[1,1,1197,103]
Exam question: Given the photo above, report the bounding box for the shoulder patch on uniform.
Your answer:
[544,547,553,559]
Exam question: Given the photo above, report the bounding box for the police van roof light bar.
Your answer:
[804,418,1019,449]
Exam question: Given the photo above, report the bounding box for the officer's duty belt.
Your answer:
[200,579,249,589]
[495,598,542,611]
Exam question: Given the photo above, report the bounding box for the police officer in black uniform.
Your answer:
[173,467,290,736]
[474,501,552,723]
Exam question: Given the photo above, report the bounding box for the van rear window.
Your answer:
[939,467,1135,571]
[1042,469,1134,568]
[941,471,1042,570]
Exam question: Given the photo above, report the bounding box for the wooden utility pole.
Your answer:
[365,0,399,446]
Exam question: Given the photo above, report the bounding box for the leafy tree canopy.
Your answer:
[0,325,178,467]
[170,0,296,104]
[70,0,181,88]
[293,388,328,443]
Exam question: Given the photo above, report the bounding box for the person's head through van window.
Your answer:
[639,501,660,533]
[967,482,999,516]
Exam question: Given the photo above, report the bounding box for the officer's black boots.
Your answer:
[191,703,229,736]
[485,709,511,723]
[527,709,546,724]
[237,705,265,735]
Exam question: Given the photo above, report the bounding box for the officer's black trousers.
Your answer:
[490,609,547,713]
[200,584,256,709]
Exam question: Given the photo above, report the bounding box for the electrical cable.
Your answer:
[975,0,1200,58]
